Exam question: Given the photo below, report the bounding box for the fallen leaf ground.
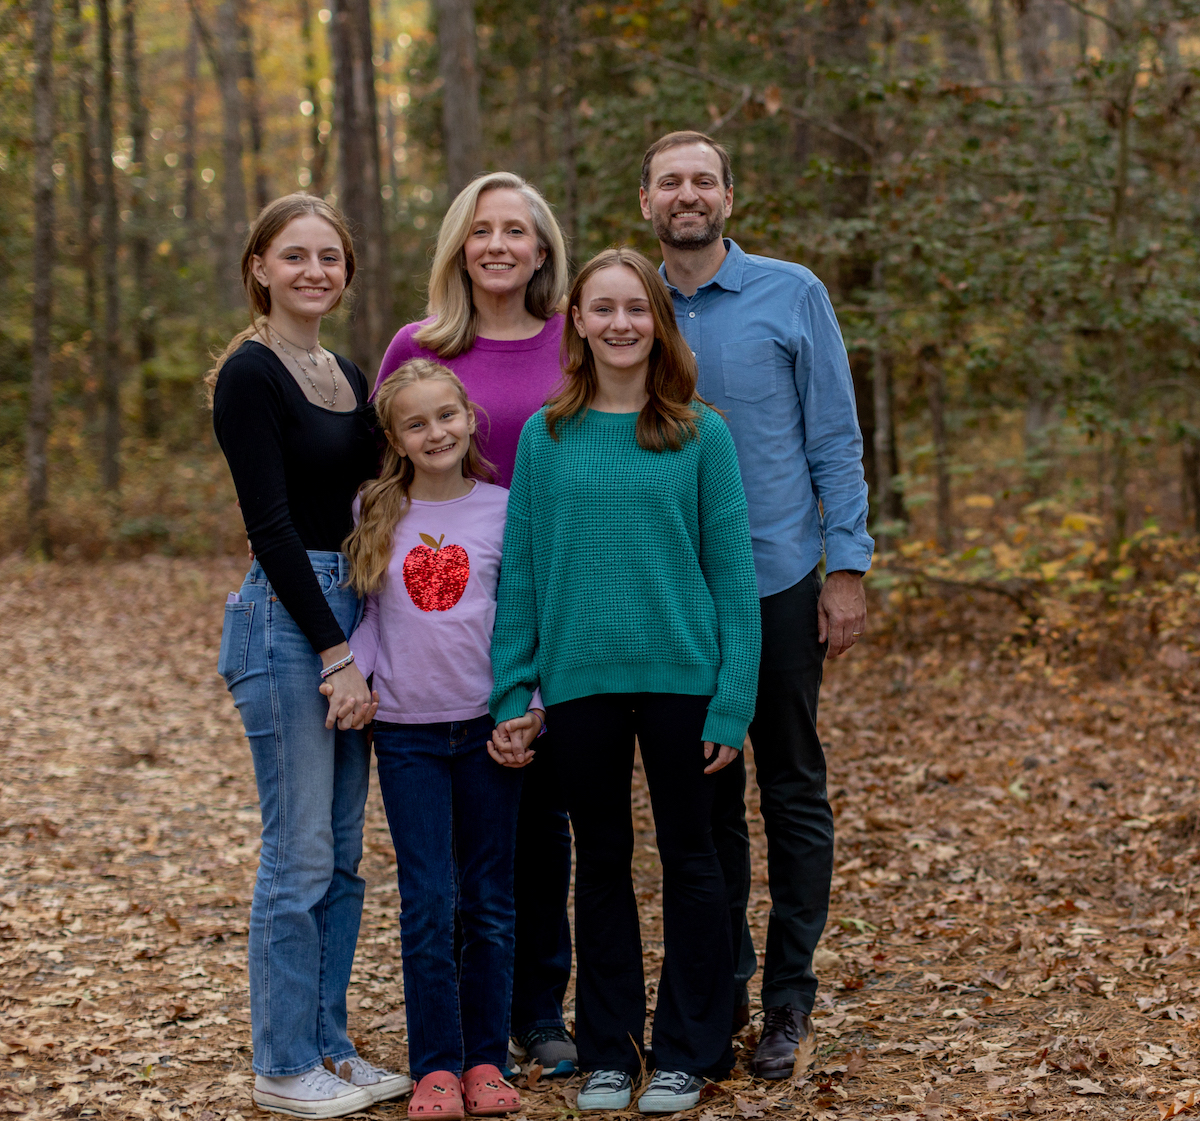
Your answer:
[2,557,1197,1121]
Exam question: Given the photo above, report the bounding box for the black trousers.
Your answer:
[712,566,833,1014]
[509,738,574,1035]
[546,693,734,1078]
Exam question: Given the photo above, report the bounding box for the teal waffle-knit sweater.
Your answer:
[489,405,762,748]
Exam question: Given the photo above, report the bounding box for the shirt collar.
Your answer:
[659,238,746,296]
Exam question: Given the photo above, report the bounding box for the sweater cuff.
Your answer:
[492,687,535,726]
[702,710,750,751]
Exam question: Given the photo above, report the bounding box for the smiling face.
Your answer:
[250,214,348,319]
[571,264,657,381]
[386,378,476,481]
[639,141,733,251]
[462,188,547,301]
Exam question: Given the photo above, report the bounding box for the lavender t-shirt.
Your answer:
[375,315,566,487]
[350,482,529,724]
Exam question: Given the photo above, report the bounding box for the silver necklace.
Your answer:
[270,325,339,408]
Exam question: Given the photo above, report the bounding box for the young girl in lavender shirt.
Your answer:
[375,172,578,1080]
[344,359,543,1120]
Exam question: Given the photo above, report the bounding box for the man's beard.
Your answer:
[652,206,725,250]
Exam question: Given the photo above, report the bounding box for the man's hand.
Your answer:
[817,570,866,659]
[487,711,542,768]
[703,741,739,774]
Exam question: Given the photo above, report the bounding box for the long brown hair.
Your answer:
[415,171,569,358]
[204,193,357,404]
[344,359,495,595]
[545,246,701,452]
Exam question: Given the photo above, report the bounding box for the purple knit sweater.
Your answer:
[374,315,566,487]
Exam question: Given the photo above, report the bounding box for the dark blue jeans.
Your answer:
[373,716,523,1078]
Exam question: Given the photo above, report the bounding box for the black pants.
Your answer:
[509,737,573,1035]
[712,566,832,1014]
[546,693,734,1078]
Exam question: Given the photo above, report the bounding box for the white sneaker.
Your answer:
[328,1055,414,1103]
[252,1065,374,1118]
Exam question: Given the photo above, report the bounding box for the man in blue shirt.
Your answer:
[640,130,874,1079]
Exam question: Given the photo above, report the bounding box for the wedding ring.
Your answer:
[851,631,863,637]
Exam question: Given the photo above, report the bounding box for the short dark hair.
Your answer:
[640,130,734,191]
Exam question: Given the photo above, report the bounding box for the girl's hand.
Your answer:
[703,741,739,774]
[487,713,541,768]
[316,644,375,730]
[319,681,379,730]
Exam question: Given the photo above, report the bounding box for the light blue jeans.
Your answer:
[218,551,370,1077]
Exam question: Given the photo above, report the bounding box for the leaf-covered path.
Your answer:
[2,557,1197,1120]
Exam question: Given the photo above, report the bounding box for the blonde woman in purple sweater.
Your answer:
[373,172,576,1078]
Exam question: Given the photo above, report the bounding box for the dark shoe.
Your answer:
[514,1025,577,1078]
[731,1000,751,1035]
[576,1069,633,1111]
[749,1004,814,1081]
[637,1070,705,1113]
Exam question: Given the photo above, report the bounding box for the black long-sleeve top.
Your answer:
[213,340,380,651]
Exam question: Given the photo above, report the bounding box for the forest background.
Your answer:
[6,4,1200,1119]
[5,0,1200,671]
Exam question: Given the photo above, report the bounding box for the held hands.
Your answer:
[487,710,544,768]
[817,570,867,659]
[316,655,378,730]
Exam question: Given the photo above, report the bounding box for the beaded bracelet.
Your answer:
[320,652,355,680]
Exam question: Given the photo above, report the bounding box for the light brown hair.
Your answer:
[414,172,569,359]
[344,359,495,595]
[545,247,701,453]
[204,193,356,403]
[640,130,734,191]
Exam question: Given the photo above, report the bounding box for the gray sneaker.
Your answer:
[637,1069,705,1113]
[576,1069,633,1111]
[328,1055,414,1103]
[252,1065,374,1118]
[515,1025,578,1077]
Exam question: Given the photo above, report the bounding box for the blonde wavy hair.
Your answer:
[414,171,569,358]
[344,359,495,595]
[204,193,356,404]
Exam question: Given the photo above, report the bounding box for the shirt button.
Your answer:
[688,312,696,318]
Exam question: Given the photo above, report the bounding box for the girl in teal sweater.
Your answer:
[489,247,761,1113]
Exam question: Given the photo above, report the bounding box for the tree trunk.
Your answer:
[96,0,122,492]
[870,260,895,545]
[68,0,99,435]
[557,0,578,249]
[28,0,55,556]
[1013,0,1049,85]
[921,347,953,553]
[434,0,482,197]
[537,0,553,171]
[1182,434,1200,534]
[123,0,160,440]
[989,0,1008,80]
[182,12,199,230]
[331,0,390,370]
[239,8,270,214]
[191,0,249,309]
[299,0,328,195]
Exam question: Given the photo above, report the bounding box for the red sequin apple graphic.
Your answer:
[403,533,470,612]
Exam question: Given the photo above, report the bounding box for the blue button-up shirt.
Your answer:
[662,239,874,597]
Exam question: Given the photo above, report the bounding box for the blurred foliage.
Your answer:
[2,0,1200,601]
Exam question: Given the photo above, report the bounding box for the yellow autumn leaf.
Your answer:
[1061,512,1103,532]
[964,494,995,509]
[1041,560,1065,579]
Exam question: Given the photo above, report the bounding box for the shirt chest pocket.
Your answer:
[720,338,780,403]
